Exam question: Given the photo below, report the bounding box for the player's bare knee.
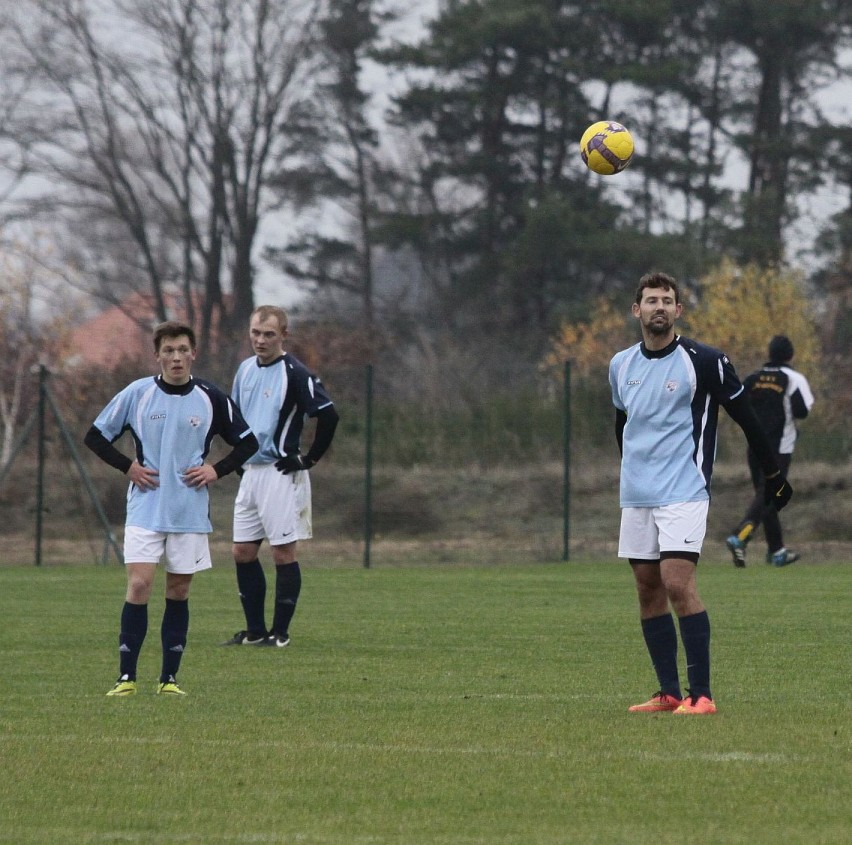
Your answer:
[125,579,152,604]
[233,541,261,564]
[271,542,297,566]
[165,573,192,601]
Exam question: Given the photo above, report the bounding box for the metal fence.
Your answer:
[3,362,612,567]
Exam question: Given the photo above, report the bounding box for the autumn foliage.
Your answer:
[682,260,820,380]
[542,261,820,389]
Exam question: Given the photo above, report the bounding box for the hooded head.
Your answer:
[768,335,794,365]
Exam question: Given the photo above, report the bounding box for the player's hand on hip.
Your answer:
[274,454,314,475]
[127,461,159,490]
[764,472,793,511]
[183,463,218,488]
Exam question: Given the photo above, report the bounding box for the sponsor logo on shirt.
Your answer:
[627,379,641,386]
[150,413,166,420]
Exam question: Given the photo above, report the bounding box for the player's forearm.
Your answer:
[83,425,133,474]
[213,433,259,479]
[305,405,339,465]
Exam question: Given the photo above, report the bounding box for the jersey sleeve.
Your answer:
[609,354,626,412]
[298,369,335,417]
[787,369,815,418]
[92,384,135,442]
[705,349,745,406]
[214,389,254,446]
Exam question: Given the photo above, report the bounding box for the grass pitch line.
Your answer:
[14,831,496,845]
[1,732,802,764]
[626,749,793,764]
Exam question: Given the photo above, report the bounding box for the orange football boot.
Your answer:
[628,692,682,713]
[673,694,717,715]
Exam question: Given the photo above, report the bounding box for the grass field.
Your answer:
[1,559,849,844]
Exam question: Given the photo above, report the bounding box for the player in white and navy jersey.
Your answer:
[222,305,339,649]
[85,321,258,696]
[726,335,815,568]
[609,273,792,716]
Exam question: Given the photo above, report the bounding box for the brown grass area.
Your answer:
[1,458,848,567]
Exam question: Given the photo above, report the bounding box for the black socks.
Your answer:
[118,601,148,680]
[160,598,189,683]
[640,613,682,699]
[272,562,302,637]
[235,558,268,635]
[678,610,712,699]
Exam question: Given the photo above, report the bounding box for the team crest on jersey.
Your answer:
[263,389,272,398]
[665,380,678,392]
[188,416,201,428]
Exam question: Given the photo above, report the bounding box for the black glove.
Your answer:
[764,472,793,511]
[274,454,315,475]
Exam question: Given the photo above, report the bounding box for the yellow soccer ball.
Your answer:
[579,121,634,175]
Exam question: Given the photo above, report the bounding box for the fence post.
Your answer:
[363,363,374,569]
[562,360,571,562]
[35,364,48,566]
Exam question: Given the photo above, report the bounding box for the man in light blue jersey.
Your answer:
[85,321,258,696]
[222,305,339,648]
[609,273,792,715]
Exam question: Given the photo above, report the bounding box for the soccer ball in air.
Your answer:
[579,121,634,175]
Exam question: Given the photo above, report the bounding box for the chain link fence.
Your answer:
[4,360,846,568]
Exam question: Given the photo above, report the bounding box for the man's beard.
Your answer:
[645,316,672,335]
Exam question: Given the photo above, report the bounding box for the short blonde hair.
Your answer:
[251,305,288,331]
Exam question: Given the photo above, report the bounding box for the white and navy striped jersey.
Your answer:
[92,376,253,533]
[232,353,335,464]
[609,336,745,508]
[743,364,814,454]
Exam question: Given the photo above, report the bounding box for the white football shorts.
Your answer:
[123,525,213,573]
[618,499,710,559]
[233,462,313,546]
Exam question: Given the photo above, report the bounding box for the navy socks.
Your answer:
[160,598,189,683]
[640,613,682,699]
[118,601,148,680]
[678,610,712,699]
[236,559,267,635]
[272,562,302,637]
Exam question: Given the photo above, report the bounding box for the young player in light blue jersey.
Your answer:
[85,321,258,696]
[609,273,792,716]
[223,305,339,649]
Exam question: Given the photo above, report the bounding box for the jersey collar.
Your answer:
[156,375,196,395]
[255,354,286,368]
[640,335,679,359]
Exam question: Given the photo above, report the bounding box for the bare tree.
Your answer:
[7,0,322,356]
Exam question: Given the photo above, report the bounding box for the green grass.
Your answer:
[1,560,850,844]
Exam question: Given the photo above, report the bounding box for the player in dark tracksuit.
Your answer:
[726,336,814,568]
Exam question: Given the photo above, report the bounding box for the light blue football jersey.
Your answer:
[232,354,335,464]
[92,376,253,532]
[609,336,745,508]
